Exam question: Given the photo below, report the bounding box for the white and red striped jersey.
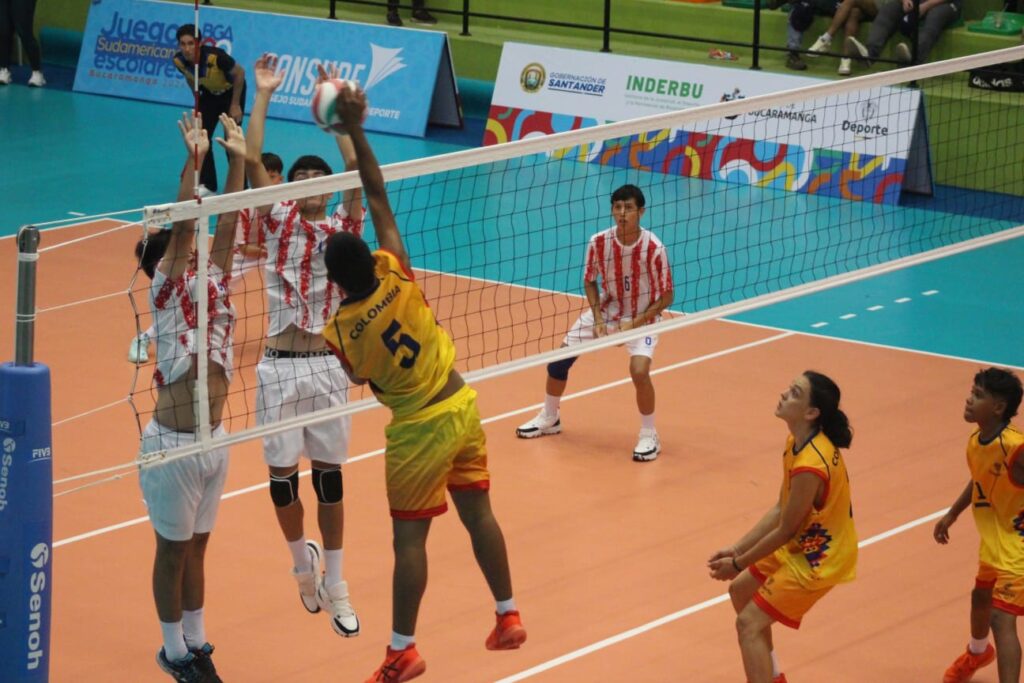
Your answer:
[261,201,364,337]
[150,262,235,388]
[583,226,673,322]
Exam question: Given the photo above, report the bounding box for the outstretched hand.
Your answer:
[214,113,246,157]
[254,53,284,93]
[336,83,368,133]
[177,111,209,159]
[315,62,341,86]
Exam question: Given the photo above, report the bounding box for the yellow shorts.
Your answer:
[976,563,1024,616]
[749,552,834,629]
[384,385,490,519]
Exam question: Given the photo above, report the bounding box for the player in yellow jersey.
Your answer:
[708,371,857,683]
[321,85,526,683]
[935,367,1024,683]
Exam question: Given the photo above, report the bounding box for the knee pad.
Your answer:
[546,356,578,381]
[312,467,343,505]
[789,1,816,31]
[269,470,299,508]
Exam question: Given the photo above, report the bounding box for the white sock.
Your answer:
[324,548,344,587]
[969,637,989,654]
[820,33,832,44]
[770,650,781,677]
[288,538,311,573]
[160,620,189,662]
[496,597,517,615]
[543,394,561,417]
[391,631,416,651]
[641,413,655,430]
[182,608,206,649]
[143,324,155,339]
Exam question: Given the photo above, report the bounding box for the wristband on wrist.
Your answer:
[731,557,742,572]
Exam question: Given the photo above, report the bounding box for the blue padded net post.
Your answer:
[0,226,53,682]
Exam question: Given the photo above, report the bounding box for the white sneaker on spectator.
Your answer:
[196,186,215,198]
[894,42,913,64]
[845,36,871,65]
[27,71,45,87]
[807,34,831,56]
[515,410,562,438]
[837,58,852,76]
[291,540,323,614]
[317,580,360,637]
[128,333,150,363]
[633,429,661,462]
[0,68,10,85]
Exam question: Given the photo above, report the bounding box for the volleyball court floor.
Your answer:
[0,214,1021,682]
[4,87,1024,682]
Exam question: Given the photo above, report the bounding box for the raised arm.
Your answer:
[209,114,248,274]
[245,54,283,191]
[336,86,410,272]
[316,65,364,221]
[158,112,210,280]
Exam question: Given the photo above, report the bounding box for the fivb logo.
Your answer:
[26,543,50,671]
[272,43,406,98]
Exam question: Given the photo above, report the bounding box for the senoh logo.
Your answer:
[26,542,50,671]
[0,437,14,513]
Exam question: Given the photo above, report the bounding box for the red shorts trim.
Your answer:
[748,564,768,584]
[993,598,1024,616]
[391,502,448,520]
[448,480,490,493]
[752,592,802,630]
[976,577,997,590]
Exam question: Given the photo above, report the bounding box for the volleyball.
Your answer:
[311,79,363,136]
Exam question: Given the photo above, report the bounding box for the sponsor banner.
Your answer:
[74,0,459,136]
[487,42,926,204]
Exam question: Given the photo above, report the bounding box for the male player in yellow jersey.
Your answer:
[708,371,857,683]
[321,85,526,683]
[935,367,1024,683]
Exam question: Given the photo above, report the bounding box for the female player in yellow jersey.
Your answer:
[708,371,857,683]
[934,367,1024,683]
[320,85,526,683]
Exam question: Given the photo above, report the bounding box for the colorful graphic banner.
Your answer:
[74,0,460,136]
[487,43,927,204]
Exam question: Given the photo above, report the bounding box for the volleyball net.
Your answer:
[12,45,1024,492]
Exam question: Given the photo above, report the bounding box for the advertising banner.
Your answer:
[74,0,461,136]
[487,42,929,203]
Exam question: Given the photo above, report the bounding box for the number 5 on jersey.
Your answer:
[382,320,421,368]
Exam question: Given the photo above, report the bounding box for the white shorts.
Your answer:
[564,310,659,359]
[256,352,351,468]
[138,421,229,542]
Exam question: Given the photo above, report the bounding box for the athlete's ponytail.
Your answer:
[804,371,853,449]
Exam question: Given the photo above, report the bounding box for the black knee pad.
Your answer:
[312,467,343,505]
[546,356,578,381]
[789,0,816,31]
[269,470,299,508]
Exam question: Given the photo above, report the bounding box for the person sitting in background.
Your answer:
[845,0,961,67]
[803,0,880,75]
[386,0,436,26]
[775,0,842,71]
[0,0,45,86]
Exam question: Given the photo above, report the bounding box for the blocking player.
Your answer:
[136,112,245,682]
[246,54,362,637]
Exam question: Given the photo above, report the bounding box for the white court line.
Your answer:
[723,318,1024,372]
[495,508,949,683]
[53,331,793,546]
[67,212,86,217]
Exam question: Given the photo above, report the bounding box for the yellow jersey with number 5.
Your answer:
[323,250,456,419]
[968,424,1024,572]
